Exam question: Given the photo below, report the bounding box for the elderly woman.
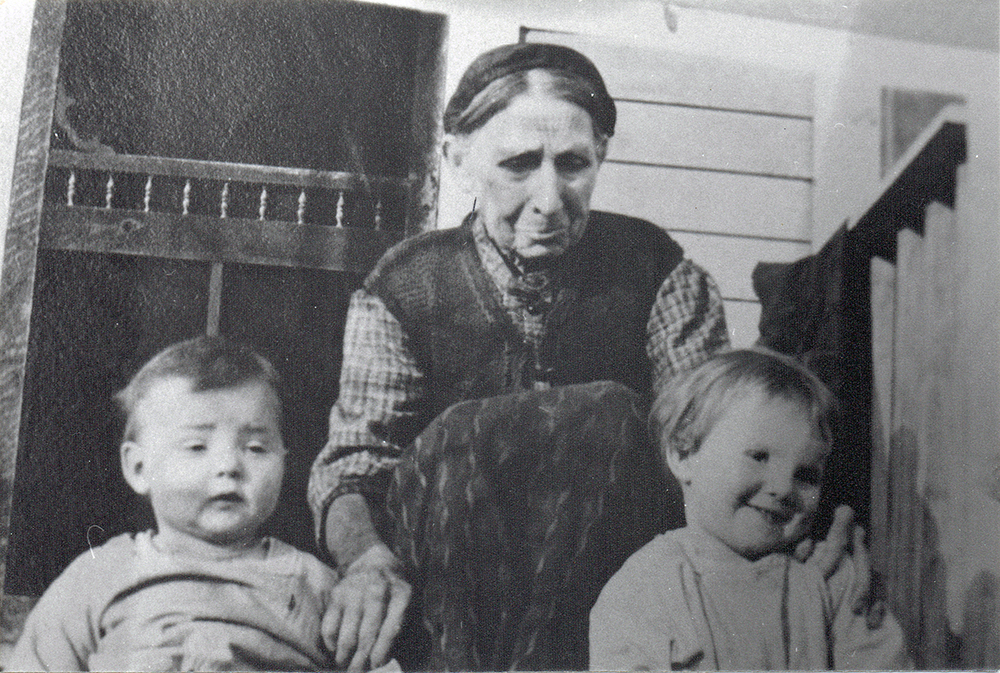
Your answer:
[309,43,858,671]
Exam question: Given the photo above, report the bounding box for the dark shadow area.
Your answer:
[5,251,360,595]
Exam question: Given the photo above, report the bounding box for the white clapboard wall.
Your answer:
[525,30,814,347]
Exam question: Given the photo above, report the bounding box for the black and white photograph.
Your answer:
[0,0,997,670]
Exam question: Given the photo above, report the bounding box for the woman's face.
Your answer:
[447,79,606,260]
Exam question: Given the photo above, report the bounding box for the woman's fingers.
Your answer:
[850,524,872,614]
[792,536,816,563]
[334,575,366,668]
[849,524,888,629]
[815,505,855,579]
[348,571,392,671]
[323,544,412,671]
[325,568,386,669]
[321,599,344,654]
[369,572,412,668]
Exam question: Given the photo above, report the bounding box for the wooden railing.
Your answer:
[864,107,968,668]
[40,150,410,274]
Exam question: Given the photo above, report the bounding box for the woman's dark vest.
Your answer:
[364,211,683,433]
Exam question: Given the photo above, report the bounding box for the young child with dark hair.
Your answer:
[9,335,374,671]
[589,348,909,670]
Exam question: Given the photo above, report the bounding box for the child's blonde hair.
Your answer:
[650,348,838,464]
[115,335,281,442]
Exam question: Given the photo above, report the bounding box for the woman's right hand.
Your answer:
[322,542,412,671]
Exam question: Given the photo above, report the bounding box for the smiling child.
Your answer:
[589,348,909,671]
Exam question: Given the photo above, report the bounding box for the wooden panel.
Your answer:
[723,300,761,349]
[914,202,962,669]
[39,206,400,274]
[888,228,932,663]
[885,227,925,655]
[886,201,962,667]
[667,231,810,302]
[608,101,812,179]
[525,30,813,117]
[869,257,896,581]
[44,162,406,233]
[47,150,410,191]
[852,113,971,668]
[593,162,811,240]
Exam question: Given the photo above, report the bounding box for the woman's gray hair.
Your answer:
[443,42,616,139]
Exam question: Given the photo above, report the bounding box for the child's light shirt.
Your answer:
[589,527,909,671]
[8,531,340,671]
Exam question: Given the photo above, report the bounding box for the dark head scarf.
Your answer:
[443,42,616,138]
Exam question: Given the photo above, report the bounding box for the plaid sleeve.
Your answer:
[307,288,425,540]
[646,259,731,392]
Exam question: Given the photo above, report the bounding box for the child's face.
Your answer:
[669,388,828,560]
[121,376,285,553]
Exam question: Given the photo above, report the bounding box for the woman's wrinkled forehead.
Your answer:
[443,42,615,137]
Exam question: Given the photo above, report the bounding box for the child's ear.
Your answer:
[121,441,150,497]
[665,446,694,486]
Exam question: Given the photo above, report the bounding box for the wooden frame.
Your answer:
[0,0,66,601]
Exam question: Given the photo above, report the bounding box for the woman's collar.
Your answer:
[469,211,518,295]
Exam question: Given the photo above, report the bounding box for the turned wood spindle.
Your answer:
[105,173,114,209]
[66,170,76,207]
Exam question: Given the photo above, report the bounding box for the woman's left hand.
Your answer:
[794,505,886,628]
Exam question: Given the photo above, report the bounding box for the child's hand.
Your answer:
[793,505,887,629]
[321,543,412,672]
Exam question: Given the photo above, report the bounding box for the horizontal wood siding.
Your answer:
[593,163,811,240]
[529,31,813,117]
[608,102,812,179]
[667,231,810,302]
[722,300,762,349]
